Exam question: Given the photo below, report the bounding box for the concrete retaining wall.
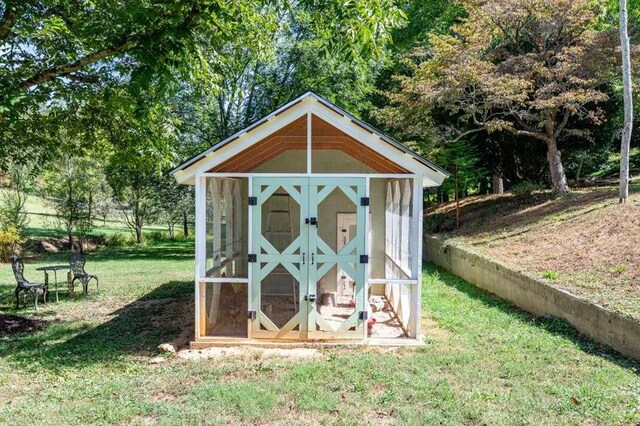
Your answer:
[424,236,640,360]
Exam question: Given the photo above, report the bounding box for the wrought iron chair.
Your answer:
[12,256,47,312]
[69,252,99,294]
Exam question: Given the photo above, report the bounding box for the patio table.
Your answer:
[36,264,72,303]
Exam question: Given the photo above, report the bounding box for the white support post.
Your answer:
[363,176,370,341]
[194,174,207,339]
[247,175,253,338]
[411,175,424,340]
[307,112,312,174]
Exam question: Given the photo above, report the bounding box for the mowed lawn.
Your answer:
[0,240,638,425]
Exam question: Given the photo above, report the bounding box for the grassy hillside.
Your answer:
[0,188,166,242]
[427,183,640,321]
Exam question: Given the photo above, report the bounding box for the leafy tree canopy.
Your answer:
[381,0,622,193]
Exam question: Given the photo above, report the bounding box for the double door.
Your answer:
[250,177,367,340]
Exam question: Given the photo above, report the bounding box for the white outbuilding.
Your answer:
[170,92,449,346]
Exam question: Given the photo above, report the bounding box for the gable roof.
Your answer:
[170,91,449,186]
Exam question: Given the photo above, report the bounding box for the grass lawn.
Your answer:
[1,241,638,425]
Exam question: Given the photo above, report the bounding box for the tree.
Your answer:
[43,155,99,251]
[154,175,193,239]
[1,0,406,167]
[107,160,160,244]
[0,163,31,234]
[385,0,618,193]
[619,0,633,202]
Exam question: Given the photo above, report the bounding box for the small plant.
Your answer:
[0,226,22,262]
[612,264,627,275]
[511,181,545,197]
[542,270,559,280]
[0,164,31,235]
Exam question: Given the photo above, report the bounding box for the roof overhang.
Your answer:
[170,92,450,187]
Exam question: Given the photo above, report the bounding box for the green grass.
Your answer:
[1,242,638,424]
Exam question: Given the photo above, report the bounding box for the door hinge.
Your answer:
[360,255,369,264]
[248,254,257,262]
[359,311,369,320]
[248,196,257,206]
[360,197,370,206]
[248,311,257,320]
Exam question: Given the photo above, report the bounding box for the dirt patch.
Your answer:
[0,314,47,336]
[428,186,640,320]
[177,346,324,361]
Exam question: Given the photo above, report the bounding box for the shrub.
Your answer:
[511,181,545,196]
[425,213,457,233]
[107,232,131,247]
[145,230,168,243]
[542,270,559,280]
[174,230,194,241]
[0,226,22,262]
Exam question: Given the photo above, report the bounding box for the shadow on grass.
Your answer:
[0,280,194,370]
[9,240,195,266]
[425,263,640,371]
[86,243,194,263]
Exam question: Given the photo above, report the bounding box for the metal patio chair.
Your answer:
[12,256,47,312]
[69,252,99,294]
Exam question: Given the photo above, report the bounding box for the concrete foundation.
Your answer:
[424,236,640,360]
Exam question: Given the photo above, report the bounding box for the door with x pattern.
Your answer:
[250,176,366,340]
[307,177,366,340]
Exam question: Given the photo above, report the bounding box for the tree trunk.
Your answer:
[68,232,74,251]
[135,226,142,244]
[492,173,504,194]
[619,0,633,203]
[575,155,585,188]
[479,177,489,195]
[546,138,570,194]
[183,211,189,237]
[454,166,460,229]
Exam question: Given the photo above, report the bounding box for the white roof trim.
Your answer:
[170,92,449,186]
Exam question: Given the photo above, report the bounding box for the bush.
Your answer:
[173,230,194,241]
[511,181,545,196]
[425,213,456,233]
[0,226,22,262]
[145,230,168,243]
[107,232,132,247]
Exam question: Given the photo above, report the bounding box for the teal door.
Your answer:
[250,177,366,340]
